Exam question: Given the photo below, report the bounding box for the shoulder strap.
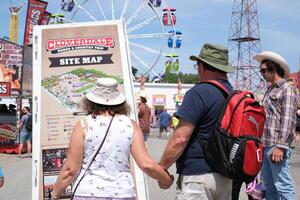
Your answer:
[71,115,115,199]
[201,80,231,96]
[80,119,88,135]
[195,80,233,138]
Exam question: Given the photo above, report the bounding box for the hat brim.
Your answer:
[255,54,290,79]
[140,96,147,100]
[86,92,126,105]
[190,55,235,73]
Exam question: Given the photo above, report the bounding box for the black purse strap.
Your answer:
[71,115,115,199]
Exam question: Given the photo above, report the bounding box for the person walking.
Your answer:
[52,78,173,200]
[17,106,32,159]
[137,93,151,142]
[255,51,297,200]
[159,108,171,138]
[158,43,234,199]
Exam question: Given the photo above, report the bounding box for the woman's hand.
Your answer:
[157,168,174,189]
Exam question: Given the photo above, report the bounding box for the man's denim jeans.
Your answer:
[261,147,295,200]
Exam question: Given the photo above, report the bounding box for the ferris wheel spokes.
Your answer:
[77,3,97,21]
[127,15,159,33]
[128,33,165,39]
[120,0,130,20]
[58,0,178,78]
[125,1,148,27]
[94,0,107,20]
[130,41,163,55]
[111,0,115,20]
[131,51,160,77]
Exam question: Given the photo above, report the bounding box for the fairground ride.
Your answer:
[55,0,182,80]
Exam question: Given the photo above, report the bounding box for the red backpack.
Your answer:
[200,80,266,182]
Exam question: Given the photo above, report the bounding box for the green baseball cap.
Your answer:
[190,43,235,73]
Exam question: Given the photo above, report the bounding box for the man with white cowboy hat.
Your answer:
[137,91,151,142]
[158,43,234,199]
[255,51,297,200]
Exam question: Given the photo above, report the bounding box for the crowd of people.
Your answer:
[50,42,300,200]
[1,43,299,200]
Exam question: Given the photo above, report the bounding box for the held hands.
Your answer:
[157,168,174,189]
[271,147,284,163]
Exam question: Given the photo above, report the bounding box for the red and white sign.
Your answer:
[0,82,11,96]
[40,11,51,25]
[23,0,48,46]
[152,94,166,106]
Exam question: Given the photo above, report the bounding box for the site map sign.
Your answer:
[32,20,144,200]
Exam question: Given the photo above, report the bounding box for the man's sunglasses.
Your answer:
[259,68,269,74]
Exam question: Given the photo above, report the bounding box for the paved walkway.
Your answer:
[146,128,300,200]
[0,128,299,199]
[0,153,32,200]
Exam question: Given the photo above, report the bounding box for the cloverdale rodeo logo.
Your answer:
[46,36,115,68]
[46,36,115,54]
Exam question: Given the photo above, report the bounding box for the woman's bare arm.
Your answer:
[130,120,173,186]
[52,121,85,198]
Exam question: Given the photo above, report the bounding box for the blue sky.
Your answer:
[1,0,299,75]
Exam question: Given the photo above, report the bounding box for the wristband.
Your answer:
[164,168,171,177]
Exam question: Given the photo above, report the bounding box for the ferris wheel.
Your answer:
[56,0,180,78]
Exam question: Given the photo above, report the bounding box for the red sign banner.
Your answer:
[0,82,11,96]
[40,11,51,25]
[23,0,48,46]
[152,95,166,106]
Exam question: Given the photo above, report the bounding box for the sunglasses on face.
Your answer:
[259,68,269,74]
[193,64,199,70]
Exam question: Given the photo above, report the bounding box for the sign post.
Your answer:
[33,20,147,200]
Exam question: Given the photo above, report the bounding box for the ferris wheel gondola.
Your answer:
[57,0,179,78]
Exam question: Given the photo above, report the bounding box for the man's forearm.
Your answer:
[159,120,194,169]
[159,136,188,169]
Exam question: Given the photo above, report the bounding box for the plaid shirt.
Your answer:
[262,79,298,148]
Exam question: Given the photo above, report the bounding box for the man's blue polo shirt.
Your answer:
[176,79,233,175]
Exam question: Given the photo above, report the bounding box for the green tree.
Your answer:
[163,72,199,84]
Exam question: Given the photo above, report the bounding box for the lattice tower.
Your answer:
[228,0,264,93]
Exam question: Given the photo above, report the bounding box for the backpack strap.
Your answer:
[198,80,234,129]
[201,80,231,97]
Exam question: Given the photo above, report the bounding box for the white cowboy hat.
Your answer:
[254,51,290,79]
[86,78,125,105]
[139,91,147,100]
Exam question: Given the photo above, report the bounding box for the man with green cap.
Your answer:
[158,43,234,200]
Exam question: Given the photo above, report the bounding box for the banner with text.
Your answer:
[23,0,48,46]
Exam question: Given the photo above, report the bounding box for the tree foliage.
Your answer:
[163,72,199,84]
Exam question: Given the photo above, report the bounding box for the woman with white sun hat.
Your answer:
[52,77,173,200]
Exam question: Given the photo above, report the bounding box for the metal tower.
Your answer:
[9,6,22,43]
[228,0,263,92]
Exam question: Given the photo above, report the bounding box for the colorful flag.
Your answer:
[39,11,51,25]
[23,0,48,46]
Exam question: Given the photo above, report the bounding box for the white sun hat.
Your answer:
[254,51,290,79]
[86,78,125,105]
